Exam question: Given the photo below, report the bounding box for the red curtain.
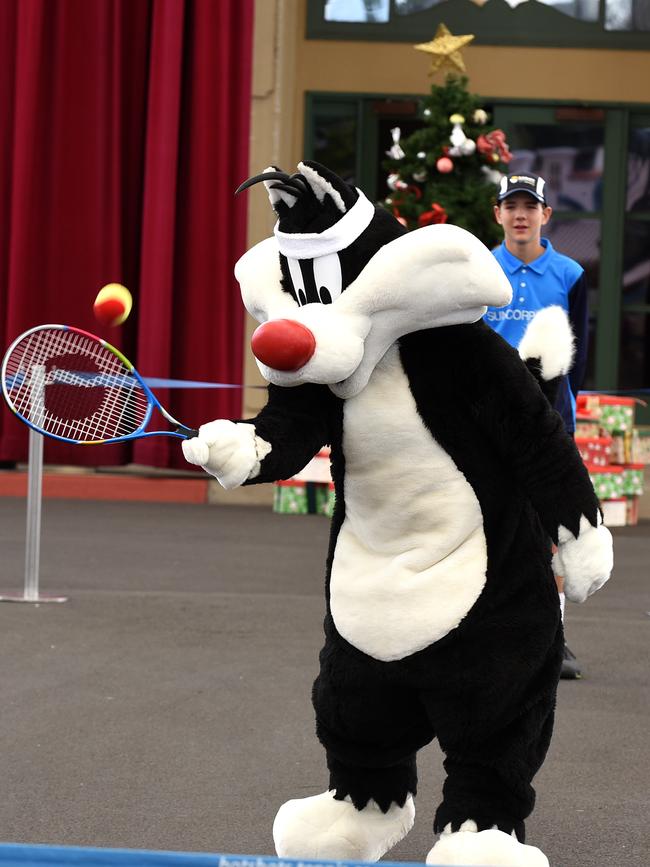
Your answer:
[0,0,253,469]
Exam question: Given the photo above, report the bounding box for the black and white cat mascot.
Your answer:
[183,161,613,867]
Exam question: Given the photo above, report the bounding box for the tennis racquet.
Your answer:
[1,324,198,444]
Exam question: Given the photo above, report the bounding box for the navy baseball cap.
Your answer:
[497,173,547,205]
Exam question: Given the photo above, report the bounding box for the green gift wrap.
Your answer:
[586,463,624,500]
[316,483,336,518]
[621,464,645,496]
[599,404,634,434]
[273,480,334,517]
[273,482,310,514]
[577,394,635,434]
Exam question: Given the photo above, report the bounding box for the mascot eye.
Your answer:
[313,253,342,305]
[287,257,307,306]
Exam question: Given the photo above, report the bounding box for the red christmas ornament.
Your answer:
[436,157,453,173]
[418,203,448,227]
[477,129,512,164]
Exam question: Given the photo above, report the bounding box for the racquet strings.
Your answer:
[4,328,150,442]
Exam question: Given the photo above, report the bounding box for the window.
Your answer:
[310,0,650,47]
[620,116,650,402]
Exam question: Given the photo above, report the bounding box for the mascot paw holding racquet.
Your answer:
[182,419,271,489]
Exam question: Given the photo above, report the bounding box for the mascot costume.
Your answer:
[183,162,613,866]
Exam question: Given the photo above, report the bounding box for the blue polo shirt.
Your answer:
[485,238,588,433]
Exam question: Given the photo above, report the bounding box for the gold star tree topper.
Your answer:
[414,23,475,76]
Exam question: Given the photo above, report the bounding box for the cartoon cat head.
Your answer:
[235,161,512,399]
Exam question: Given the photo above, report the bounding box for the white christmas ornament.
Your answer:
[386,127,405,160]
[448,118,476,157]
[473,108,489,125]
[417,151,427,159]
[387,173,408,191]
[413,169,428,182]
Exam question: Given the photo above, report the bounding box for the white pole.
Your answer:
[23,428,44,601]
[0,365,66,603]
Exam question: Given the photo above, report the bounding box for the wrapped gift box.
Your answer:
[601,497,627,527]
[273,449,334,517]
[621,463,645,496]
[574,435,612,467]
[576,394,636,433]
[632,429,650,464]
[323,482,336,518]
[274,480,311,514]
[575,413,601,437]
[585,463,624,500]
[292,447,332,484]
[273,479,334,517]
[626,495,640,526]
[609,432,628,464]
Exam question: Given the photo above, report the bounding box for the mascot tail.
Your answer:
[518,305,575,405]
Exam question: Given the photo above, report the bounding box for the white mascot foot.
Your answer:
[273,790,415,861]
[426,822,549,866]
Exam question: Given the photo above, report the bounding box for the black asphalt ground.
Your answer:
[0,498,647,867]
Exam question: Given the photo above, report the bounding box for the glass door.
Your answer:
[621,114,650,421]
[492,104,607,392]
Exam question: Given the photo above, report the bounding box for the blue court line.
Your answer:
[0,846,435,867]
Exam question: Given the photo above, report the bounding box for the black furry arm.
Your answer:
[523,357,562,406]
[471,327,599,542]
[241,382,339,484]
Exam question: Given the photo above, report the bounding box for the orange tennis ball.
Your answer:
[93,283,132,327]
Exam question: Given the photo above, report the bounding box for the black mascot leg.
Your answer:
[313,633,434,813]
[428,622,564,843]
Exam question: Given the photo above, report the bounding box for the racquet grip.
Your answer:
[175,425,199,439]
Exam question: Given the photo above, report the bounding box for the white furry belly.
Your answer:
[330,346,487,661]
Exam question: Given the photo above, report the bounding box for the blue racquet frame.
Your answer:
[1,324,198,445]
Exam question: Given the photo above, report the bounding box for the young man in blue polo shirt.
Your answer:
[485,172,589,680]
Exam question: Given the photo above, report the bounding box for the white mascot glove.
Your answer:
[182,420,268,490]
[552,514,613,603]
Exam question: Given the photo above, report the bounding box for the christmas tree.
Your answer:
[382,74,512,248]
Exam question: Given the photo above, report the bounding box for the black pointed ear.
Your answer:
[298,161,358,213]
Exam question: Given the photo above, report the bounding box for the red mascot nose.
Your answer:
[251,319,316,371]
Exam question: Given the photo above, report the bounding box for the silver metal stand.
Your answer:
[1,365,67,603]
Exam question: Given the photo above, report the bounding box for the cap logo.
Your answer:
[498,173,546,203]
